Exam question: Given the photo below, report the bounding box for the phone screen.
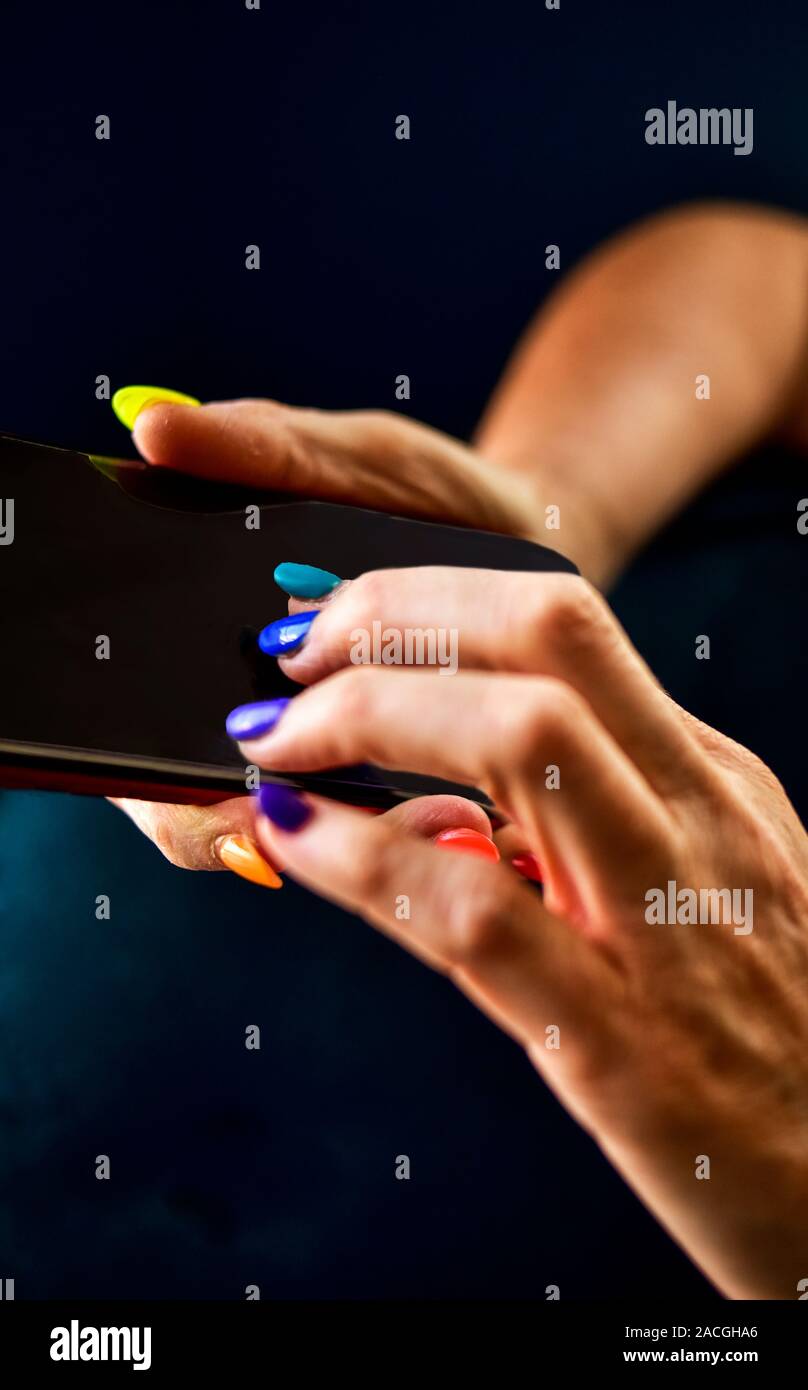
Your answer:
[0,433,577,808]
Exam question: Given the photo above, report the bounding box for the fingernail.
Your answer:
[274,562,341,599]
[257,782,313,832]
[511,852,543,882]
[433,828,501,862]
[258,611,317,657]
[111,384,201,430]
[226,697,290,741]
[217,834,283,888]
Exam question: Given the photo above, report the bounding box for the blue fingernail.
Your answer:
[274,562,341,599]
[258,611,317,656]
[257,782,312,832]
[226,698,290,741]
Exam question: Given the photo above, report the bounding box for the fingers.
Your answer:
[253,788,619,1049]
[274,567,704,797]
[237,668,673,913]
[131,399,531,534]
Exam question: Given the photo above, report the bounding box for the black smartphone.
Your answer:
[0,433,577,811]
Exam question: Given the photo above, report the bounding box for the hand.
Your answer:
[231,566,808,1299]
[113,391,592,874]
[110,202,808,874]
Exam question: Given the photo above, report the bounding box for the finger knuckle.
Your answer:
[534,574,612,653]
[351,847,397,905]
[360,408,400,434]
[325,664,377,725]
[350,409,411,463]
[501,678,583,770]
[347,568,389,619]
[443,878,517,964]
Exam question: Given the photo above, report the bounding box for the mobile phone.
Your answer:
[0,433,577,811]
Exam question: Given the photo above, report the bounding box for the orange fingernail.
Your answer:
[511,852,542,882]
[217,834,282,888]
[433,828,501,862]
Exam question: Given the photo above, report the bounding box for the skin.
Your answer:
[242,566,808,1300]
[108,201,808,1292]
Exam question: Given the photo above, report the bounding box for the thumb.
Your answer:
[128,395,529,532]
[132,397,313,490]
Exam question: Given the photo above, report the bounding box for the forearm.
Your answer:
[476,202,808,586]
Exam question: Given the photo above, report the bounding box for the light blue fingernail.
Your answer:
[274,562,341,599]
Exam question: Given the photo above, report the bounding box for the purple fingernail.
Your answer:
[226,698,290,741]
[257,782,312,832]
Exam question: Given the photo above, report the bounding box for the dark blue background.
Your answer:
[1,0,806,1298]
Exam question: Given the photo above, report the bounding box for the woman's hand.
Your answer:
[231,566,808,1299]
[112,393,594,874]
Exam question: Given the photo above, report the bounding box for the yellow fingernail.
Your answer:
[217,834,283,888]
[111,384,201,430]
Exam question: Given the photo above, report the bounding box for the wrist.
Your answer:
[509,467,630,590]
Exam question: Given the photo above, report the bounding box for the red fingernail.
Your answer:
[433,828,500,862]
[511,852,542,882]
